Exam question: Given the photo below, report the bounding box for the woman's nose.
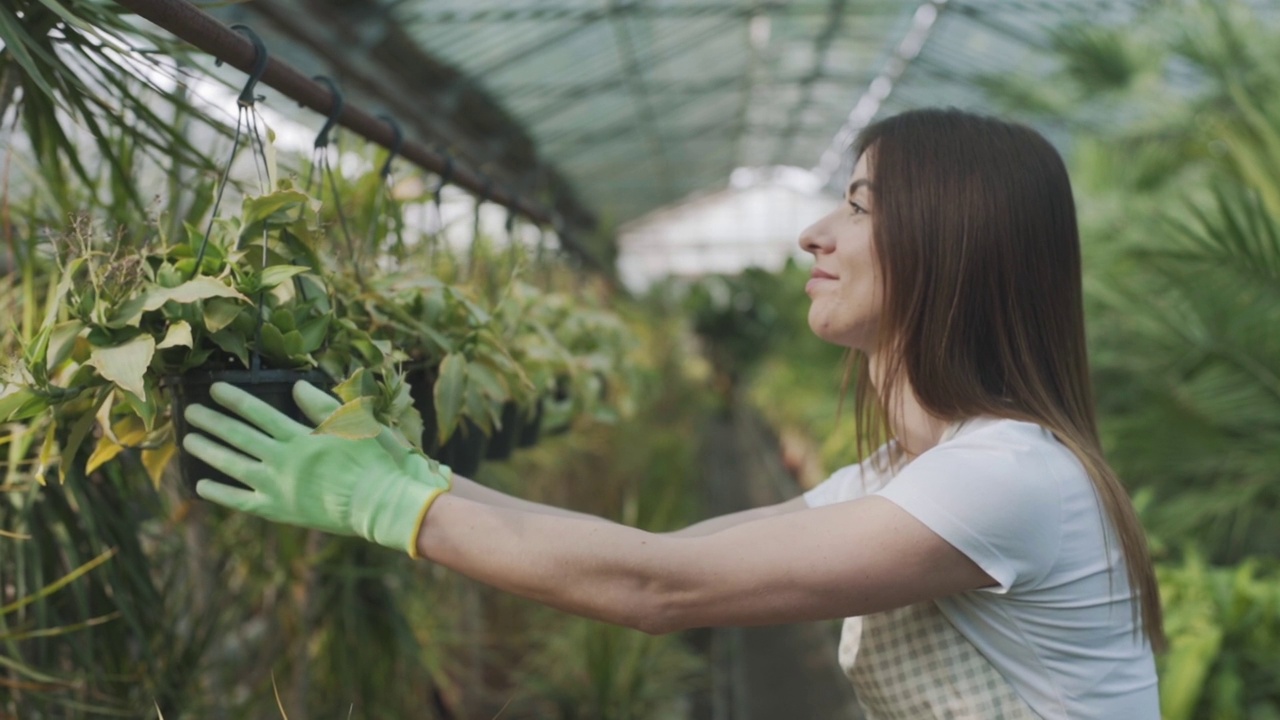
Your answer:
[798,217,833,255]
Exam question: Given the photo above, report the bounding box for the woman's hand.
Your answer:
[182,381,451,557]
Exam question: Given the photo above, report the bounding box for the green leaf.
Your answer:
[45,320,84,369]
[60,389,108,480]
[333,368,376,404]
[434,353,467,445]
[282,330,304,358]
[314,397,381,440]
[297,315,330,354]
[86,335,155,399]
[467,362,510,402]
[125,380,160,431]
[155,320,193,350]
[209,329,249,367]
[116,278,246,327]
[259,265,308,290]
[240,188,311,230]
[203,298,243,334]
[270,307,296,333]
[259,323,290,361]
[0,388,48,423]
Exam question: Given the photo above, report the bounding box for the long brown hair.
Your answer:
[849,108,1165,651]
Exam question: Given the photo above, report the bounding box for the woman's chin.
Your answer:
[807,311,872,350]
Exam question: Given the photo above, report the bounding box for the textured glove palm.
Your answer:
[184,380,450,557]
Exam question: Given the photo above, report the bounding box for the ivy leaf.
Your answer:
[115,278,246,327]
[314,397,381,440]
[87,335,155,400]
[434,353,467,445]
[333,368,376,405]
[156,320,193,350]
[142,277,246,311]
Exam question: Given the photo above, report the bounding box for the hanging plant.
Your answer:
[0,182,405,489]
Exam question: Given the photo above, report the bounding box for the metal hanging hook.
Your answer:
[378,114,404,180]
[312,75,344,149]
[217,24,269,108]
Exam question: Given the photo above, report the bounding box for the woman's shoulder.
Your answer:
[931,416,1088,489]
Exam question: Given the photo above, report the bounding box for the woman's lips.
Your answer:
[806,269,837,294]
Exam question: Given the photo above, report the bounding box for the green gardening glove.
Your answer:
[184,381,451,557]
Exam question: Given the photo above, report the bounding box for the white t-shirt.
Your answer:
[804,416,1159,720]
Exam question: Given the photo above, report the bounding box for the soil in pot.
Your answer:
[169,368,331,492]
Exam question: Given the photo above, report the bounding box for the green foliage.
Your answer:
[1158,553,1280,720]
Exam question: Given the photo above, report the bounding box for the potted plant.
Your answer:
[0,184,395,489]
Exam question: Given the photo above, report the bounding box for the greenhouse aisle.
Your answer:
[693,395,862,720]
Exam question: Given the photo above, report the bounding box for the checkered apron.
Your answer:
[840,602,1040,719]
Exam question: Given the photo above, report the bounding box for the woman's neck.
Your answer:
[867,351,955,462]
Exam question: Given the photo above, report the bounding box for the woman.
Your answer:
[183,108,1163,718]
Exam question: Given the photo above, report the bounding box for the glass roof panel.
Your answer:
[386,0,1163,226]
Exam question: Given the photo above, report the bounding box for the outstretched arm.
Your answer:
[666,495,808,537]
[449,473,609,524]
[417,492,994,634]
[182,380,992,631]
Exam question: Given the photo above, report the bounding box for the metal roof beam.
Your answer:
[606,0,674,202]
[470,12,607,78]
[405,2,906,24]
[770,0,849,165]
[731,3,767,170]
[516,16,746,127]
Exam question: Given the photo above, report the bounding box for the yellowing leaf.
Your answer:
[156,321,193,350]
[85,435,125,474]
[314,397,381,440]
[142,441,177,490]
[36,422,57,486]
[111,415,148,446]
[87,335,155,400]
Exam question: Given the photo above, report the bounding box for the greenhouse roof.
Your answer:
[383,0,1133,225]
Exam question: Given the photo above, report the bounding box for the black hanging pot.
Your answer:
[516,399,543,449]
[168,368,331,492]
[485,401,522,461]
[436,419,489,478]
[407,365,489,478]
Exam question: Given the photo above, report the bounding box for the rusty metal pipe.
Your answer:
[114,0,557,228]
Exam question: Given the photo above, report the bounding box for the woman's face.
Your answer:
[798,153,882,351]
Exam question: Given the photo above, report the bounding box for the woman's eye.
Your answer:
[848,201,867,215]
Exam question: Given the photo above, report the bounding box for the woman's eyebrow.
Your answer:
[846,178,873,198]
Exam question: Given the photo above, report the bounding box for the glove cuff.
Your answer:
[405,483,447,559]
[364,467,451,556]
